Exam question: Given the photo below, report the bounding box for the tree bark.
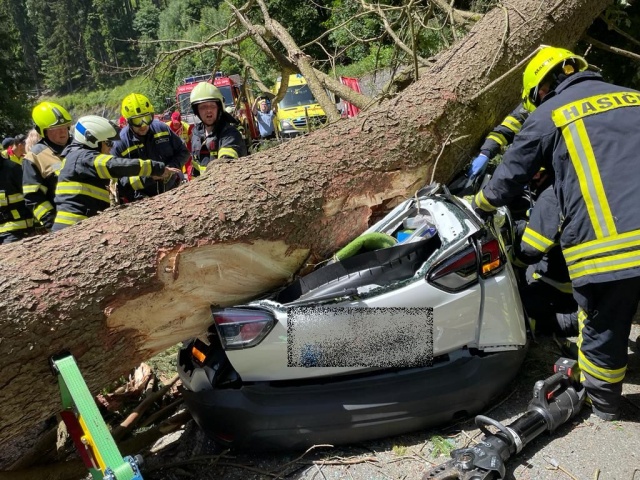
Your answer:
[0,0,612,465]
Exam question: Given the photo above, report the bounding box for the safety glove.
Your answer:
[468,153,490,180]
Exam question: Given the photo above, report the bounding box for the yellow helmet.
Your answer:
[190,82,225,106]
[32,101,72,135]
[121,93,154,120]
[522,46,588,112]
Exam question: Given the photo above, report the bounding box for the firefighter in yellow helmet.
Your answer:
[474,45,640,421]
[111,93,189,202]
[22,101,72,231]
[461,47,589,193]
[189,82,246,177]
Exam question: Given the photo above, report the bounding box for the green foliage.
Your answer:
[11,0,640,120]
[53,77,158,120]
[324,0,385,64]
[392,444,408,456]
[578,2,640,91]
[429,435,456,458]
[0,0,34,135]
[147,344,181,379]
[335,46,395,79]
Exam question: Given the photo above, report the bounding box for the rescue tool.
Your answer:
[50,352,144,480]
[422,358,585,480]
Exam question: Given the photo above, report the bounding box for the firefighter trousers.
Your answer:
[519,267,578,336]
[573,276,640,414]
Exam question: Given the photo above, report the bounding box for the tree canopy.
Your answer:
[0,0,639,129]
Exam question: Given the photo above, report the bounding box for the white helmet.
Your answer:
[73,115,119,149]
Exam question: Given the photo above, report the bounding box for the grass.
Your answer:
[392,444,408,456]
[46,77,160,119]
[429,435,456,458]
[147,343,182,381]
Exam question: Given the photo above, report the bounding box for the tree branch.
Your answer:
[583,34,640,63]
[598,13,640,49]
[430,0,483,23]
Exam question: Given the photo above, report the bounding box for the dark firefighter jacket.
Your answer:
[475,71,640,286]
[22,139,67,230]
[513,186,571,294]
[53,143,167,230]
[479,103,530,159]
[191,112,247,177]
[0,154,33,236]
[111,120,189,200]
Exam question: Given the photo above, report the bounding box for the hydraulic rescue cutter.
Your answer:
[422,358,585,480]
[50,352,144,480]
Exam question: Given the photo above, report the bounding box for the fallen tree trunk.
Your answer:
[0,0,612,464]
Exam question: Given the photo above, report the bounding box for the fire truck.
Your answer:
[173,72,259,143]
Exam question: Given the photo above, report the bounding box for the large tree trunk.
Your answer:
[0,0,612,464]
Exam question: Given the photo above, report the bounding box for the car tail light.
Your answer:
[480,238,504,277]
[191,339,210,365]
[212,308,275,350]
[428,245,478,292]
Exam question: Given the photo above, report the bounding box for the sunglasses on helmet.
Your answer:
[129,114,154,127]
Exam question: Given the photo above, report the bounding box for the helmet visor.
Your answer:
[129,114,154,127]
[50,106,71,127]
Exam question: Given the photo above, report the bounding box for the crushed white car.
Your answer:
[177,184,528,450]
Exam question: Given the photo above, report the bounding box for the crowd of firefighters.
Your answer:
[0,81,248,236]
[1,45,639,424]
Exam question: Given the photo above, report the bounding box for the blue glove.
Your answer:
[468,153,490,179]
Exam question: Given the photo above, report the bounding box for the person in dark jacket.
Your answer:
[188,82,247,177]
[112,93,189,202]
[22,102,72,231]
[474,45,640,420]
[465,104,530,181]
[53,116,180,231]
[0,151,34,244]
[511,183,578,337]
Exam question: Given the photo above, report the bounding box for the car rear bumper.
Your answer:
[180,346,528,451]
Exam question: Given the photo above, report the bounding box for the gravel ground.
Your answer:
[136,325,640,480]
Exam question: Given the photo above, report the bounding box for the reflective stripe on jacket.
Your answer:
[22,141,65,229]
[191,115,247,177]
[53,143,166,229]
[514,186,571,292]
[166,120,192,146]
[480,71,640,285]
[111,120,189,199]
[479,103,530,159]
[0,155,33,234]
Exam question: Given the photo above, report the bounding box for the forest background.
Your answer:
[2,0,640,137]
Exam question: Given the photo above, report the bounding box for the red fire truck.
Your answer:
[174,72,259,143]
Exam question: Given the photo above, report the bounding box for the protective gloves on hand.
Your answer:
[468,153,490,180]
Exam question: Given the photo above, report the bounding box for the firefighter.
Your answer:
[1,137,13,155]
[473,45,640,420]
[8,134,26,165]
[166,111,192,148]
[22,101,72,231]
[511,183,578,337]
[52,116,180,231]
[0,142,34,244]
[166,111,193,179]
[112,93,189,202]
[466,103,529,180]
[189,82,247,177]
